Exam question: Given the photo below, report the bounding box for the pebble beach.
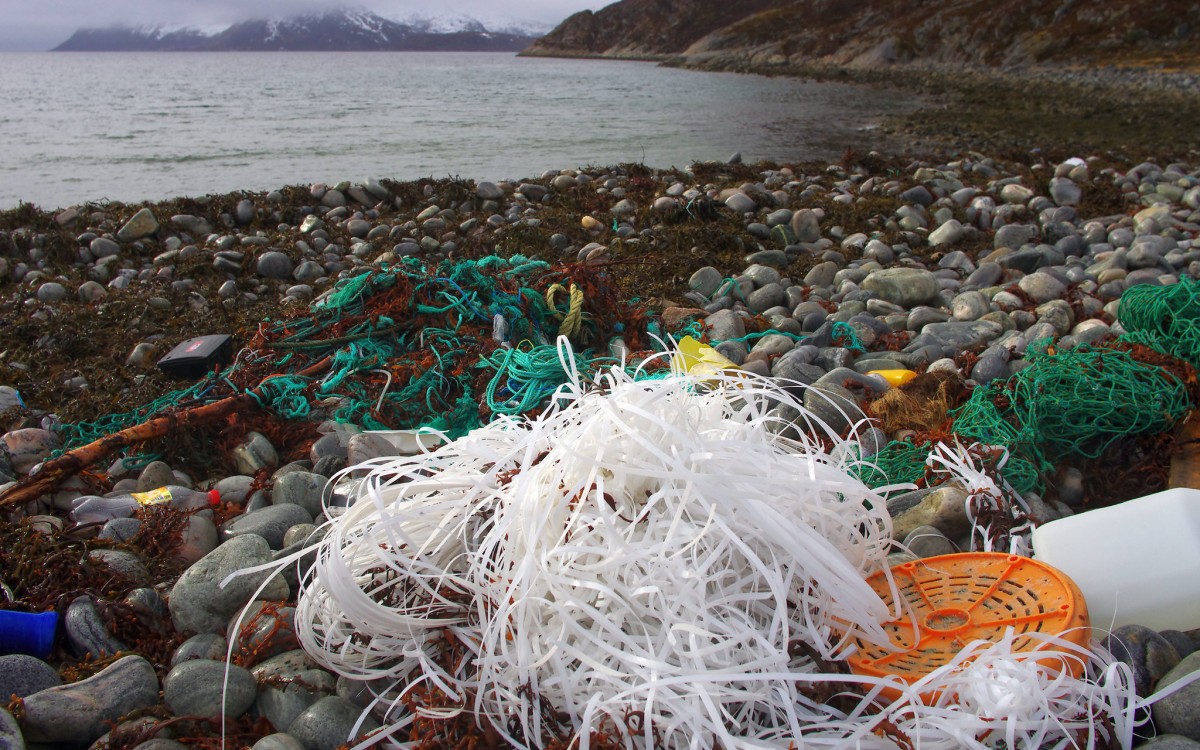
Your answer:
[3,94,1200,748]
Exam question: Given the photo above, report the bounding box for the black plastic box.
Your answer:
[156,334,233,379]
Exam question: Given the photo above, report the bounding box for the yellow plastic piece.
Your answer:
[674,336,740,379]
[847,552,1090,702]
[868,369,918,387]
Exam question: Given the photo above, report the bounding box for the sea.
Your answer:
[0,52,917,211]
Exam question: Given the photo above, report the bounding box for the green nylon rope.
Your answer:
[51,254,583,448]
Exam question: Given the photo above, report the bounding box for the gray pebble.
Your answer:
[929,219,965,246]
[950,290,990,321]
[117,208,159,241]
[856,426,888,459]
[1049,177,1082,206]
[124,587,168,620]
[136,460,177,492]
[803,383,862,437]
[256,251,295,280]
[0,654,62,699]
[135,740,191,750]
[257,669,336,732]
[312,455,346,479]
[228,602,299,667]
[272,471,327,519]
[772,354,825,386]
[1105,624,1181,697]
[77,280,107,303]
[918,320,1003,351]
[994,224,1038,249]
[178,514,219,566]
[251,650,317,682]
[87,548,150,585]
[724,192,755,214]
[236,199,255,225]
[804,261,839,288]
[891,483,970,540]
[20,655,158,744]
[1137,737,1200,750]
[0,707,20,750]
[170,632,229,667]
[970,348,1011,385]
[283,523,319,548]
[790,209,821,243]
[90,236,120,258]
[232,431,279,475]
[704,309,746,342]
[1,428,59,474]
[222,503,314,550]
[862,268,939,307]
[168,534,290,635]
[345,433,402,465]
[99,516,142,542]
[1017,271,1067,304]
[1154,651,1200,739]
[213,474,256,504]
[900,185,934,206]
[288,696,381,750]
[903,525,957,558]
[253,733,309,750]
[749,333,796,357]
[1161,630,1197,660]
[164,659,257,718]
[35,282,67,303]
[65,595,127,659]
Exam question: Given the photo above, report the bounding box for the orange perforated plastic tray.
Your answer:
[847,552,1090,701]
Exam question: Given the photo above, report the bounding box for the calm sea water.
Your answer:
[0,52,915,210]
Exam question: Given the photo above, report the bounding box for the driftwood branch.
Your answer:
[0,357,332,510]
[0,394,255,510]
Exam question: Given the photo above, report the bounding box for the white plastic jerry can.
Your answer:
[1031,488,1200,636]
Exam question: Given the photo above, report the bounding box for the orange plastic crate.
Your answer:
[847,552,1090,701]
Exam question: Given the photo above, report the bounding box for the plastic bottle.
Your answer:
[70,486,221,525]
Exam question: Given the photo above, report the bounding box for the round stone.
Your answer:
[256,251,295,280]
[36,282,67,303]
[164,659,257,718]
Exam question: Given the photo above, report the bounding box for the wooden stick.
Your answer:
[0,394,255,510]
[0,357,332,510]
[1169,413,1200,490]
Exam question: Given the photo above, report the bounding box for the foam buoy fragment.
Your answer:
[867,369,918,387]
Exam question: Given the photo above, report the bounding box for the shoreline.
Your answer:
[670,58,1200,160]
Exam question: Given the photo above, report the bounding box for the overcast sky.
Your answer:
[0,0,611,51]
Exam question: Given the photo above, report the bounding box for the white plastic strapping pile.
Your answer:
[289,346,1143,749]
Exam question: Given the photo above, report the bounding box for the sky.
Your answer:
[0,0,611,51]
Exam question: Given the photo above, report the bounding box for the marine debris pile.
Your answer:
[1,153,1200,749]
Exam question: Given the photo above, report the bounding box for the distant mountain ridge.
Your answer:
[52,9,540,52]
[522,0,1199,71]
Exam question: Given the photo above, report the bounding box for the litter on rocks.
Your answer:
[263,343,1164,749]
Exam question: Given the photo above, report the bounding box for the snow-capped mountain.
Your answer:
[52,8,541,52]
[400,12,488,35]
